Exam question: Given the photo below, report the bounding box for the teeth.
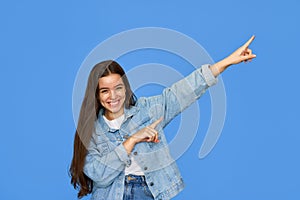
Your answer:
[109,101,119,106]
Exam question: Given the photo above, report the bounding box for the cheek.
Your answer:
[98,94,107,104]
[119,89,126,98]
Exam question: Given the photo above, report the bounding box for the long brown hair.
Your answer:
[69,60,136,198]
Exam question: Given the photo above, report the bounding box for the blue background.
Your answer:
[1,0,299,199]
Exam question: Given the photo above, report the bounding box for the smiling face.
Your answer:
[98,73,126,120]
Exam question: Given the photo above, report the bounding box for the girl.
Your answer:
[70,36,256,200]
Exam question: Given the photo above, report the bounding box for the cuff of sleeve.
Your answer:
[201,64,218,87]
[114,144,131,167]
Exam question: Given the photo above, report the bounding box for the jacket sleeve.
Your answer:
[83,134,130,187]
[142,64,218,126]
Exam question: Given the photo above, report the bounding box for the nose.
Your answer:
[109,90,116,99]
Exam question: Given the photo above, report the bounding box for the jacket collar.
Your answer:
[96,105,139,132]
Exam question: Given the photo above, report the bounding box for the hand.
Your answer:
[210,35,256,77]
[122,117,163,154]
[131,117,163,144]
[224,35,256,65]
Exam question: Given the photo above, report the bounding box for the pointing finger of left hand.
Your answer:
[243,35,255,49]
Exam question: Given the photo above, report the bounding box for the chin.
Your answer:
[105,104,124,115]
[110,108,122,114]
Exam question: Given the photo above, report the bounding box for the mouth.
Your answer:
[107,100,120,107]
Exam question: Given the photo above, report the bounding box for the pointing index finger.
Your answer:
[243,35,255,48]
[149,117,163,129]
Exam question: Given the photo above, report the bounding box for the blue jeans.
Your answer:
[123,175,154,200]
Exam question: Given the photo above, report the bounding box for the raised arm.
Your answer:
[122,36,257,153]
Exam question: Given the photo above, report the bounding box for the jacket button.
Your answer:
[149,182,154,186]
[133,152,138,156]
[144,167,148,170]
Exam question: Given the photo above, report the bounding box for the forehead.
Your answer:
[98,74,124,88]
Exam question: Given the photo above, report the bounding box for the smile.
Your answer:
[108,100,120,107]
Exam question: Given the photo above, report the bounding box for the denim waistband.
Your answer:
[125,174,146,184]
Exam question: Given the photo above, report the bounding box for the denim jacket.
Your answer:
[83,64,217,200]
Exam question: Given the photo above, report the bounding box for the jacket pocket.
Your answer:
[96,142,111,157]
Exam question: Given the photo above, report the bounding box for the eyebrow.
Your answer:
[99,83,124,90]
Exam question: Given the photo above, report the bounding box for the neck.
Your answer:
[104,110,124,120]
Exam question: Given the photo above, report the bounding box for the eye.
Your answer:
[100,89,108,94]
[116,86,123,90]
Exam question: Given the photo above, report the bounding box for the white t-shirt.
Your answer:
[103,114,144,176]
